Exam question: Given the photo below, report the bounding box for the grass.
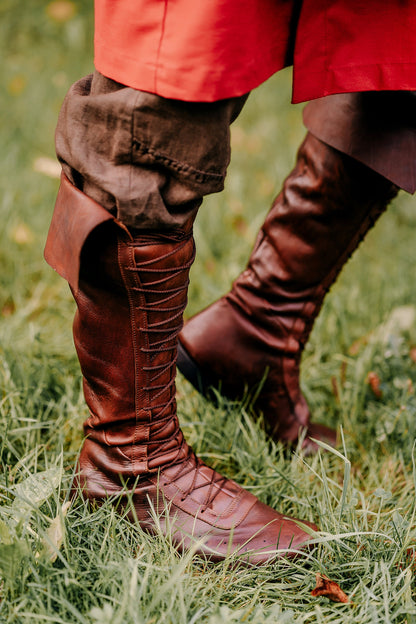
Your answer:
[2,1,416,622]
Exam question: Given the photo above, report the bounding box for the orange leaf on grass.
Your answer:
[311,574,349,603]
[366,371,382,399]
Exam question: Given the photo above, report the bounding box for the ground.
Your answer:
[1,2,416,622]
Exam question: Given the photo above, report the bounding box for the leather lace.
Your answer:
[127,236,228,511]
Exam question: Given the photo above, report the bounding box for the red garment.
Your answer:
[95,1,416,103]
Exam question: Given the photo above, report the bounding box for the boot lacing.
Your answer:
[127,236,228,512]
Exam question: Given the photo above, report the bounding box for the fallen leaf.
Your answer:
[311,573,349,603]
[33,156,61,179]
[10,223,34,245]
[90,603,115,624]
[7,75,26,96]
[348,335,369,356]
[1,298,15,317]
[410,347,416,363]
[366,371,382,399]
[43,501,71,562]
[46,0,76,22]
[11,468,61,526]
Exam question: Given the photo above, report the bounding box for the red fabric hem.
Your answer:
[293,62,416,104]
[95,38,286,102]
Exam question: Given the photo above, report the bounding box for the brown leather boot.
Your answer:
[44,174,316,564]
[178,134,399,453]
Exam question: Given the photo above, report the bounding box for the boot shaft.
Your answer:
[229,134,398,352]
[178,134,398,447]
[46,175,195,474]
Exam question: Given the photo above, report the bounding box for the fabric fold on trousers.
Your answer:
[303,92,416,194]
[55,71,247,230]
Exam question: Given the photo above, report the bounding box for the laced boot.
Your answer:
[178,134,399,453]
[44,174,316,564]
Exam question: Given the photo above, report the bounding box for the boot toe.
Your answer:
[231,499,317,564]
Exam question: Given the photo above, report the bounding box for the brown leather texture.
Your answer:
[45,174,316,563]
[178,133,398,452]
[44,173,115,292]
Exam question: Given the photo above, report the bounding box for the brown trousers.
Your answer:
[56,71,416,230]
[56,71,246,230]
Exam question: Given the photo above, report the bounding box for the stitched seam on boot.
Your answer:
[310,200,390,305]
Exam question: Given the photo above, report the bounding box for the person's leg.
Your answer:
[178,94,410,452]
[45,72,315,563]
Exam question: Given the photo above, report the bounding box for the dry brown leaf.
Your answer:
[311,573,349,603]
[2,299,15,317]
[366,371,382,399]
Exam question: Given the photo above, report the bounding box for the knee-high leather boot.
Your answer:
[44,174,316,564]
[177,134,398,453]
